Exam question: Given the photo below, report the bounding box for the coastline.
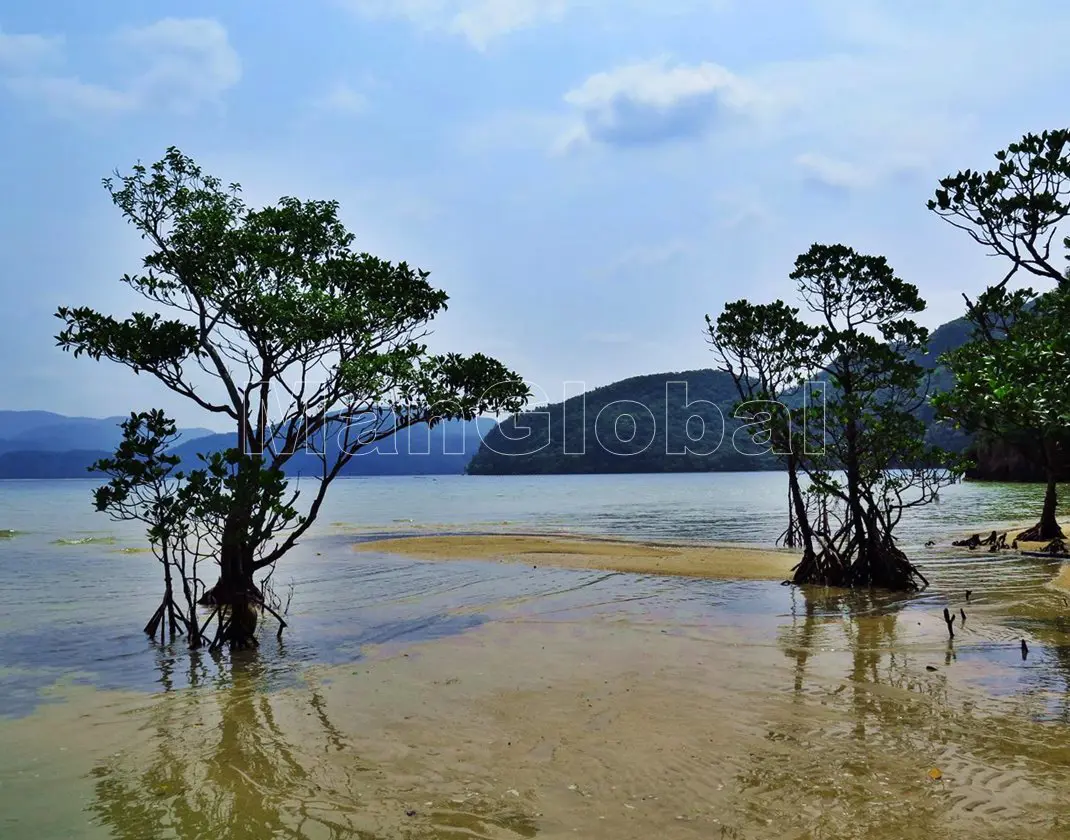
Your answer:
[353,533,800,581]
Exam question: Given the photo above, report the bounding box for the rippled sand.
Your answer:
[354,534,799,580]
[6,593,1070,840]
[8,524,1070,839]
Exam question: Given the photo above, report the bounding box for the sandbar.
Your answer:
[353,533,799,580]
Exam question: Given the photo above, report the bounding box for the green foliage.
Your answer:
[789,244,957,478]
[934,287,1070,439]
[55,310,200,372]
[92,410,185,545]
[929,127,1070,534]
[55,148,527,443]
[707,300,819,399]
[929,128,1070,286]
[91,411,208,644]
[90,411,299,562]
[708,243,966,589]
[706,299,823,481]
[55,148,529,644]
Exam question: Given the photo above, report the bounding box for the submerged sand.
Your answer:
[945,521,1070,593]
[9,532,1070,837]
[354,533,799,580]
[5,609,1070,840]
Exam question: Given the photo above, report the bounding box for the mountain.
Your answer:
[0,450,112,480]
[0,411,214,455]
[168,417,495,476]
[0,314,1014,480]
[467,369,784,475]
[0,414,494,479]
[467,316,977,476]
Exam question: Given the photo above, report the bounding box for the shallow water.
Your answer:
[2,473,1070,838]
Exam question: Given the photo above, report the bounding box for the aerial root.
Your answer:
[1017,521,1066,543]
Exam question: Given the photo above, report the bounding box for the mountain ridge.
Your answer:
[467,316,975,476]
[0,414,494,479]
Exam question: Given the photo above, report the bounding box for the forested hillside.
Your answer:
[467,369,786,474]
[468,317,975,476]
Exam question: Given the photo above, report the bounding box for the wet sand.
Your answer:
[8,526,1070,838]
[354,533,799,581]
[945,521,1070,593]
[5,608,1070,840]
[1050,563,1070,592]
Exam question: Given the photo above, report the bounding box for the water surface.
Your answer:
[2,474,1069,838]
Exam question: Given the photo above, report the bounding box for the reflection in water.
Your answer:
[86,650,538,840]
[9,475,1070,838]
[88,652,368,839]
[738,584,1070,839]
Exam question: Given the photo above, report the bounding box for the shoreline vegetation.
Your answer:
[34,129,1070,648]
[8,121,1062,657]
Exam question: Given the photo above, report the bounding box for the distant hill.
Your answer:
[168,417,495,477]
[0,315,998,480]
[467,369,784,475]
[468,316,977,476]
[0,450,113,480]
[0,413,494,479]
[0,411,214,455]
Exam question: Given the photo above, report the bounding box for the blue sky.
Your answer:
[1,0,1068,428]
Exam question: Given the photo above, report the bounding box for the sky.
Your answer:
[1,0,1068,428]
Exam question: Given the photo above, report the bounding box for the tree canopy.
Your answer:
[57,148,529,648]
[709,244,965,590]
[929,128,1070,541]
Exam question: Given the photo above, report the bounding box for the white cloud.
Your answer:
[6,75,136,114]
[452,0,567,48]
[340,0,567,49]
[562,58,750,148]
[794,153,873,190]
[0,25,63,72]
[531,0,1070,194]
[340,0,735,48]
[565,60,741,112]
[118,18,241,112]
[550,5,1054,186]
[3,18,240,117]
[312,81,370,115]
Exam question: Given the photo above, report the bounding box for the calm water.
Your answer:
[0,472,1064,710]
[2,473,1070,838]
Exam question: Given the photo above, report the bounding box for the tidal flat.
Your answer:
[4,474,1070,839]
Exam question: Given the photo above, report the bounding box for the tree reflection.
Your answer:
[731,586,951,838]
[87,651,374,840]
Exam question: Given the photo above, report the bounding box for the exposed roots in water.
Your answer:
[791,524,927,592]
[952,531,1012,551]
[1017,520,1066,543]
[196,577,286,651]
[143,593,203,648]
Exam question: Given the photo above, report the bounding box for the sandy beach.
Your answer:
[353,533,800,581]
